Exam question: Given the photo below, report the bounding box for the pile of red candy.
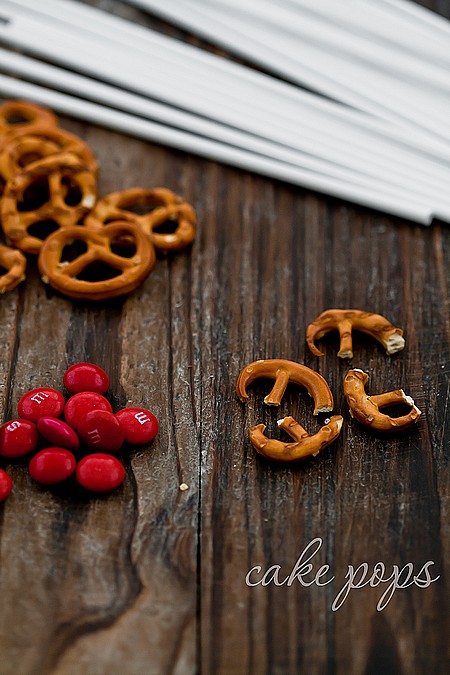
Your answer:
[0,363,158,500]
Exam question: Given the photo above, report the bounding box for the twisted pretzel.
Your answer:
[0,125,98,175]
[249,415,343,462]
[0,101,57,135]
[84,187,196,252]
[0,244,26,294]
[344,369,421,432]
[306,309,405,359]
[0,136,61,188]
[1,153,96,254]
[236,358,334,414]
[38,221,156,300]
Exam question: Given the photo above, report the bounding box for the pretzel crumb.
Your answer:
[404,394,421,413]
[315,405,333,413]
[386,333,405,354]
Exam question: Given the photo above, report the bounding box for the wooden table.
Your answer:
[0,1,448,673]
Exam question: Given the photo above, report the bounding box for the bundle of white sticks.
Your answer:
[0,0,449,223]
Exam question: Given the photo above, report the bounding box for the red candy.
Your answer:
[29,447,76,485]
[78,410,124,452]
[0,418,38,458]
[64,363,110,394]
[115,407,159,445]
[37,416,80,451]
[76,453,125,492]
[18,387,65,422]
[64,392,112,431]
[0,469,12,501]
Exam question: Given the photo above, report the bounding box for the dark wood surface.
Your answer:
[0,1,449,673]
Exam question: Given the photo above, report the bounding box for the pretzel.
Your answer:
[306,309,405,359]
[0,125,98,175]
[38,221,156,300]
[0,101,57,135]
[343,369,421,432]
[0,135,61,188]
[0,244,26,294]
[236,358,334,414]
[249,414,343,462]
[84,187,196,252]
[1,153,96,254]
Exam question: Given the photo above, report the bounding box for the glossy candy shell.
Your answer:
[28,447,77,485]
[0,469,12,501]
[76,453,125,492]
[37,416,80,450]
[64,392,112,431]
[0,418,38,457]
[64,363,110,394]
[115,407,159,445]
[78,410,124,452]
[18,387,65,422]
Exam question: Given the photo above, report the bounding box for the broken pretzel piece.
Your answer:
[236,358,334,414]
[306,309,405,359]
[249,414,343,462]
[343,369,421,432]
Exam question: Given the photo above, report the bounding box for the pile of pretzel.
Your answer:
[0,100,196,300]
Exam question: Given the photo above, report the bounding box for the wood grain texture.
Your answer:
[0,1,449,673]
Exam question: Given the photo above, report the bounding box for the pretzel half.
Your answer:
[236,358,334,413]
[38,221,156,300]
[0,244,26,294]
[306,309,405,359]
[1,152,96,254]
[0,101,57,135]
[84,187,196,252]
[343,369,421,432]
[249,414,343,462]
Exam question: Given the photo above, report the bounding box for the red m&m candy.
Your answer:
[115,408,159,445]
[76,454,125,492]
[64,392,112,431]
[37,417,80,451]
[18,387,65,422]
[78,410,124,452]
[0,469,12,501]
[64,363,110,394]
[0,418,38,457]
[29,447,76,485]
